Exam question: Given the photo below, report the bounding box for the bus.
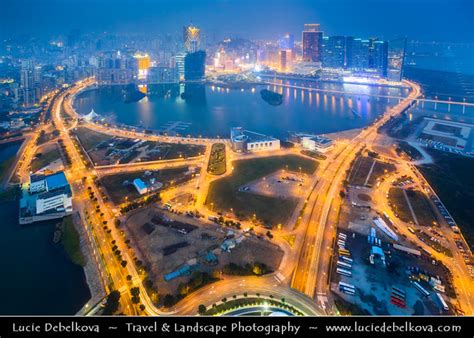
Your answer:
[341,256,353,264]
[337,261,352,269]
[336,268,352,277]
[391,288,406,300]
[338,249,351,257]
[436,292,449,311]
[413,281,430,297]
[391,297,406,308]
[340,287,356,295]
[339,282,355,291]
[338,233,347,240]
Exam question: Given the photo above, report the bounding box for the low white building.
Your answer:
[230,127,280,153]
[301,135,334,153]
[21,171,73,219]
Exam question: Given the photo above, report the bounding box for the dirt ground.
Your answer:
[243,170,310,200]
[125,206,284,295]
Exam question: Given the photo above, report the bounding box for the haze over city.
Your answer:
[2,0,474,42]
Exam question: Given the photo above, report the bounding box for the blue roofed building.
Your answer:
[133,178,148,195]
[20,171,73,224]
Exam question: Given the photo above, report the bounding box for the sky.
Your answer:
[1,0,473,42]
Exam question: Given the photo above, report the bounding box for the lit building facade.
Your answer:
[322,36,346,68]
[183,24,201,53]
[387,38,407,82]
[134,53,151,80]
[302,24,323,62]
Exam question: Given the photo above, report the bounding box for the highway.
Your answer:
[291,79,422,313]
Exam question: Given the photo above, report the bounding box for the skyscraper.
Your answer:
[279,33,294,50]
[302,24,323,63]
[348,38,370,69]
[183,24,201,53]
[322,36,346,68]
[184,51,206,81]
[387,38,407,82]
[175,52,186,81]
[134,53,151,80]
[371,40,388,76]
[20,60,36,107]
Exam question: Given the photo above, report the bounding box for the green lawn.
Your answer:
[206,155,318,227]
[388,188,414,223]
[406,189,438,227]
[207,143,226,175]
[101,166,190,204]
[30,145,62,172]
[61,216,86,267]
[74,127,112,151]
[417,150,474,250]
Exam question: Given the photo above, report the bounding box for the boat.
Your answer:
[260,89,283,106]
[352,109,361,118]
[123,83,146,103]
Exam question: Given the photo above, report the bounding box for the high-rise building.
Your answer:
[175,52,186,81]
[371,40,388,76]
[348,38,370,69]
[279,33,294,50]
[279,50,288,71]
[302,24,323,62]
[148,66,178,83]
[184,51,206,81]
[20,60,36,107]
[183,24,201,53]
[95,51,136,84]
[134,53,151,80]
[387,38,407,82]
[322,36,346,68]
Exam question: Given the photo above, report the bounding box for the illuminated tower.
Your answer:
[134,53,151,80]
[183,24,201,53]
[302,24,323,63]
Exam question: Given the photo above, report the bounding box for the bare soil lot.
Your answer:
[125,207,284,296]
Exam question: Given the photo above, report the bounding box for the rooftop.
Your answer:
[45,171,69,191]
[231,127,278,143]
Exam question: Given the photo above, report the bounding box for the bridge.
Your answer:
[266,82,474,109]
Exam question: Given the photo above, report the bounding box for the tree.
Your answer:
[198,304,207,315]
[163,294,175,308]
[102,290,121,315]
[121,260,127,268]
[139,304,146,312]
[114,219,121,228]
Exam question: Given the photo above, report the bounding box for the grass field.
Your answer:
[388,188,414,223]
[61,216,86,267]
[349,156,395,187]
[418,150,474,250]
[30,144,62,172]
[207,143,226,175]
[74,127,112,151]
[405,189,438,227]
[206,155,318,227]
[101,166,190,204]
